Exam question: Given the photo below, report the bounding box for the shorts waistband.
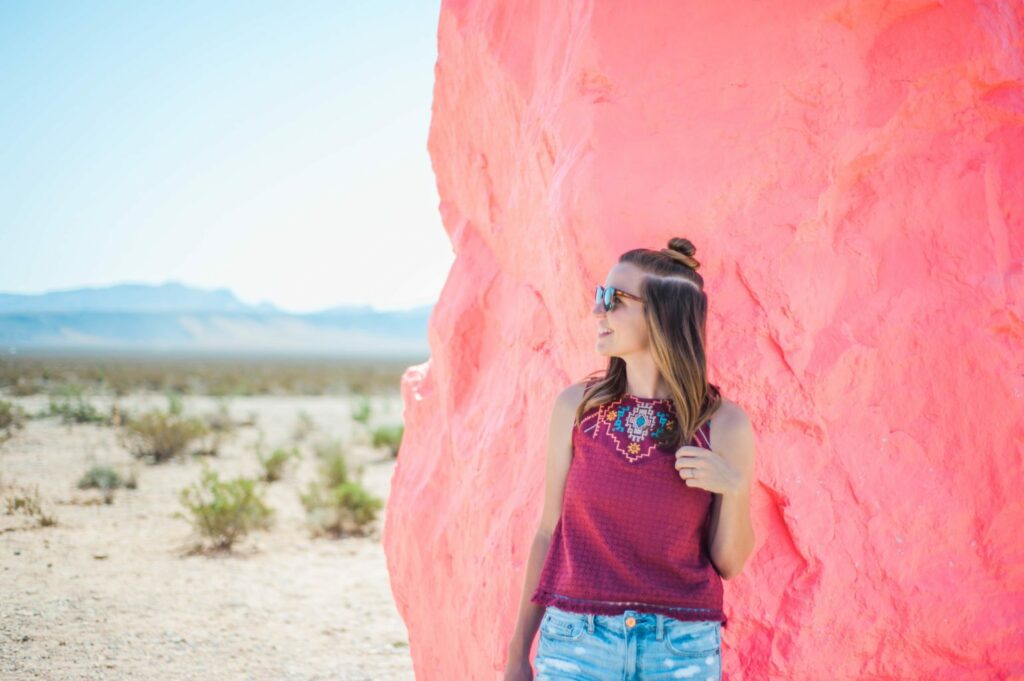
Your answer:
[547,604,718,639]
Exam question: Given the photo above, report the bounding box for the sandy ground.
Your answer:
[0,393,413,681]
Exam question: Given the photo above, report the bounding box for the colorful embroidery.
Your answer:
[583,397,676,463]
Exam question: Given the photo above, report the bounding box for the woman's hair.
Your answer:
[574,236,723,450]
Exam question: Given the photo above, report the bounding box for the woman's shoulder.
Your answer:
[707,397,755,459]
[548,381,594,441]
[553,379,607,425]
[557,373,604,401]
[554,380,590,410]
[711,397,751,429]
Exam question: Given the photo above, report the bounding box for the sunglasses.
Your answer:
[595,285,644,312]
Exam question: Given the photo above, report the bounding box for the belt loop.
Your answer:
[587,613,595,633]
[656,613,664,640]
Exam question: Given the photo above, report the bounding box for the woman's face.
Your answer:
[594,262,649,357]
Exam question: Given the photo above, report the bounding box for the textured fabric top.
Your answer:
[530,387,727,628]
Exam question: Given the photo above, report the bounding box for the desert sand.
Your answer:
[0,393,413,681]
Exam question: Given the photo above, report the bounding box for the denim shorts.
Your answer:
[534,605,722,681]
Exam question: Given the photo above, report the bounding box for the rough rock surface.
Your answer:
[384,2,1024,679]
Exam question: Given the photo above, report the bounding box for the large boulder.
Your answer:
[384,3,1024,678]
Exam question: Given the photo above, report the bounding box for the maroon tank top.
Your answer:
[530,387,727,627]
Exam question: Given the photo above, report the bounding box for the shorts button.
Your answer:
[625,617,636,628]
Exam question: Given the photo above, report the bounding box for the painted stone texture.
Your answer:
[384,2,1024,679]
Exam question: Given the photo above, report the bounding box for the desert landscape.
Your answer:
[0,354,416,681]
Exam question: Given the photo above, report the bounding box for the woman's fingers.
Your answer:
[674,453,707,470]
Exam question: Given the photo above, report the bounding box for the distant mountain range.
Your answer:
[0,282,432,359]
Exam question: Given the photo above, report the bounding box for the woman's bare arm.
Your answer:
[505,382,584,666]
[706,401,757,579]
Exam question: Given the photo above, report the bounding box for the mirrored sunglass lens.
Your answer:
[605,287,615,310]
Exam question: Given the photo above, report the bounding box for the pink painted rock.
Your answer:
[383,2,1024,679]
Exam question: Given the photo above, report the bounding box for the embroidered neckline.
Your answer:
[622,393,672,403]
[590,398,676,463]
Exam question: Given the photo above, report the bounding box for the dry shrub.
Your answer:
[0,399,27,444]
[3,480,57,527]
[120,409,208,463]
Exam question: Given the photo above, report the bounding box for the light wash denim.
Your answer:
[534,605,722,681]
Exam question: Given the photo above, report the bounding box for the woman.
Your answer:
[503,237,757,681]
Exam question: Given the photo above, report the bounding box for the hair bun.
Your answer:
[661,237,700,270]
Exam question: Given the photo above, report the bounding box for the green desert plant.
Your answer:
[47,385,107,425]
[320,450,351,489]
[299,479,383,538]
[312,438,358,483]
[77,464,123,491]
[291,409,316,442]
[350,395,372,425]
[175,467,274,550]
[77,464,124,504]
[166,391,184,416]
[300,441,380,537]
[371,423,404,457]
[257,445,301,483]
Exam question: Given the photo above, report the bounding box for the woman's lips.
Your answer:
[598,329,613,337]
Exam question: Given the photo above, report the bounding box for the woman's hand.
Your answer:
[503,657,534,681]
[674,445,741,494]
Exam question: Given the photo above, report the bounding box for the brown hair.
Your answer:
[573,237,723,450]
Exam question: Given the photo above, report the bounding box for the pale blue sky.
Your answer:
[0,0,451,313]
